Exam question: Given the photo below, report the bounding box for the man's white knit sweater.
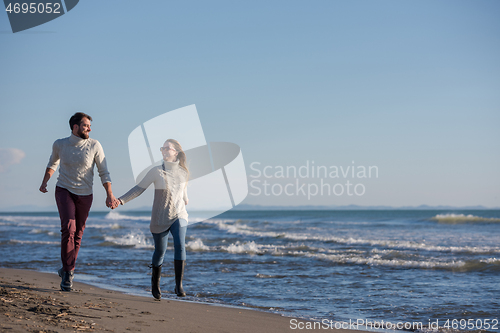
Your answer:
[118,160,189,233]
[47,134,112,196]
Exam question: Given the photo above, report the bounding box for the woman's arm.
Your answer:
[183,179,188,205]
[118,185,147,205]
[118,167,157,205]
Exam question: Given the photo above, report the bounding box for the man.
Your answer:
[39,112,119,291]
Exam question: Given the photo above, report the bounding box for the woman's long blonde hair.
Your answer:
[166,139,189,179]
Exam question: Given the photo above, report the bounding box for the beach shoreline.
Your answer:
[3,210,498,332]
[0,267,367,333]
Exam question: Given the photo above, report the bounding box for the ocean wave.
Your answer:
[0,215,60,222]
[9,239,59,245]
[186,239,210,251]
[281,246,497,272]
[0,216,60,230]
[104,211,151,221]
[185,237,500,272]
[28,229,57,236]
[255,273,287,278]
[188,217,214,224]
[298,251,465,270]
[186,238,291,255]
[209,220,500,254]
[87,223,122,229]
[103,211,207,225]
[103,232,154,248]
[223,241,265,254]
[479,257,500,263]
[458,258,500,273]
[0,220,60,228]
[431,213,500,224]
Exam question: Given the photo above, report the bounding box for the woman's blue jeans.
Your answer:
[152,218,187,265]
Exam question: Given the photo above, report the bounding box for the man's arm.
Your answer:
[93,142,117,208]
[41,140,59,193]
[103,182,120,209]
[94,142,112,184]
[39,168,55,193]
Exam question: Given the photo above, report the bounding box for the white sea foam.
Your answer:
[185,235,473,270]
[87,223,122,229]
[198,218,240,225]
[103,232,153,248]
[1,215,59,223]
[192,236,499,270]
[431,213,500,223]
[9,239,59,245]
[479,257,500,264]
[104,211,150,221]
[0,216,60,231]
[255,273,275,278]
[1,220,60,228]
[223,241,261,254]
[210,220,500,254]
[186,238,284,254]
[225,242,286,255]
[290,250,466,269]
[178,232,500,271]
[186,239,210,251]
[27,229,57,237]
[188,217,213,224]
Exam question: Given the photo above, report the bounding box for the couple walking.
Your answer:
[39,112,189,299]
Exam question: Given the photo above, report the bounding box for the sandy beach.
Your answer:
[0,268,362,333]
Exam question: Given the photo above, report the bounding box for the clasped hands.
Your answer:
[106,195,121,210]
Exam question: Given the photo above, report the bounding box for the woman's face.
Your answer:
[160,142,178,162]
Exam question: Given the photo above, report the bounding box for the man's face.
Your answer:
[75,118,91,139]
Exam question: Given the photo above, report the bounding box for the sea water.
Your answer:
[1,210,499,332]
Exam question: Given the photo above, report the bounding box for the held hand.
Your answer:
[112,198,121,209]
[106,194,119,209]
[39,183,48,193]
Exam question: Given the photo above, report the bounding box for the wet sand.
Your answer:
[0,268,365,333]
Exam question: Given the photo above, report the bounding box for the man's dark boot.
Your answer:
[151,264,162,300]
[58,267,74,291]
[174,260,186,297]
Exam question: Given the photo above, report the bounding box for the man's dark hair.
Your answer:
[69,112,93,130]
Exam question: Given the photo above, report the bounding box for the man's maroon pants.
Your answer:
[55,186,93,271]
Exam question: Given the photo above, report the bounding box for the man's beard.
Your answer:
[77,129,89,139]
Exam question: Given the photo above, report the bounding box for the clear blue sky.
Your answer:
[1,0,499,210]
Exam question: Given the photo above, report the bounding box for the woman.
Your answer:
[118,139,189,299]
